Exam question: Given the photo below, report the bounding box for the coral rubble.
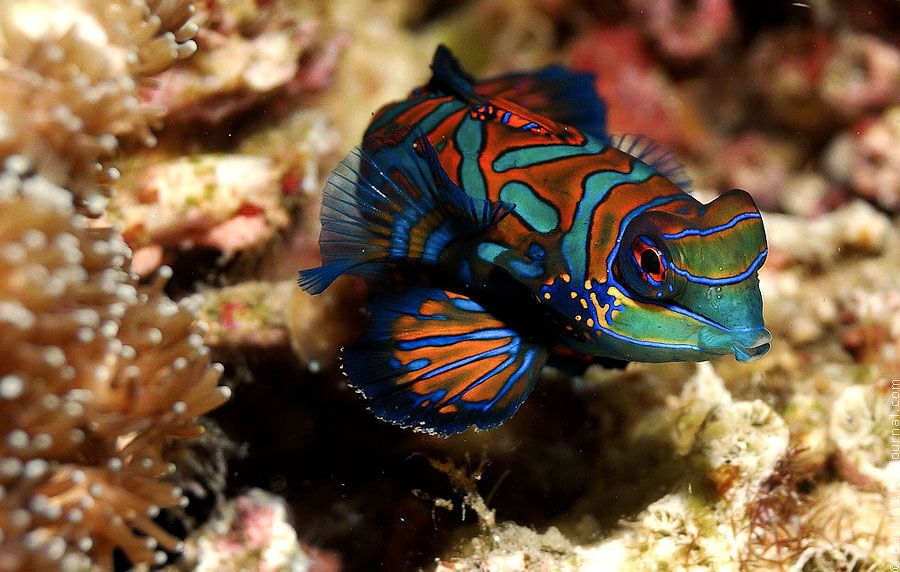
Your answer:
[118,153,287,276]
[179,489,340,572]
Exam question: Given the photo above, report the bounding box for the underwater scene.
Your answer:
[0,0,898,570]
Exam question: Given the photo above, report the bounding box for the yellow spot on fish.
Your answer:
[607,286,624,307]
[580,298,588,309]
[605,286,628,322]
[561,273,570,283]
[575,315,582,321]
[587,318,595,327]
[589,292,611,328]
[584,280,592,290]
[570,291,578,299]
[543,292,551,300]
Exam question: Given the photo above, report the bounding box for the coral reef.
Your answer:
[196,278,364,371]
[820,32,900,119]
[0,0,199,214]
[0,161,228,569]
[747,29,835,134]
[627,0,735,62]
[826,106,900,212]
[567,25,711,152]
[117,153,287,276]
[717,132,805,211]
[0,2,233,569]
[142,0,344,125]
[830,381,899,490]
[435,524,577,572]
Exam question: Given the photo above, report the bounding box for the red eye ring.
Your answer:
[633,241,666,285]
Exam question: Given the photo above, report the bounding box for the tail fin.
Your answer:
[298,137,513,294]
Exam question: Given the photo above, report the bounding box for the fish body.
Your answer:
[300,46,769,435]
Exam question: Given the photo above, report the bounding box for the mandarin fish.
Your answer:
[299,46,770,436]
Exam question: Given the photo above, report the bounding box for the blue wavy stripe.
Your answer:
[669,250,768,286]
[396,328,517,350]
[662,212,762,240]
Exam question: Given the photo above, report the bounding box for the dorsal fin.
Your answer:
[610,134,693,193]
[476,65,607,140]
[429,45,596,143]
[467,97,578,140]
[429,44,485,104]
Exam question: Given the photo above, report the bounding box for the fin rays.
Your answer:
[610,133,693,192]
[343,287,548,435]
[298,137,512,294]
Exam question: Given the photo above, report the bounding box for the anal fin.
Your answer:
[343,287,549,435]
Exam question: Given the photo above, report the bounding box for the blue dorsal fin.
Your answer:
[298,136,513,294]
[429,45,485,104]
[610,134,693,193]
[343,286,549,435]
[430,45,607,141]
[476,65,608,140]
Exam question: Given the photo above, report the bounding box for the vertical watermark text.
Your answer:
[890,378,900,570]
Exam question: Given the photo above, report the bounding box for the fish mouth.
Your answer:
[731,336,771,362]
[699,326,771,362]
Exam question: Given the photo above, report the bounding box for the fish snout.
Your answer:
[699,326,771,362]
[731,328,771,362]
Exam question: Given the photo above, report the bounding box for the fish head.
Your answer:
[596,188,770,362]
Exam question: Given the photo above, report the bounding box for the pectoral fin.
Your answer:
[298,136,512,294]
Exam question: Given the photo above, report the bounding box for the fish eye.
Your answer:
[632,239,666,285]
[640,249,661,275]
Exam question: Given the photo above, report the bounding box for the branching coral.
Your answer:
[0,159,229,569]
[0,0,199,214]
